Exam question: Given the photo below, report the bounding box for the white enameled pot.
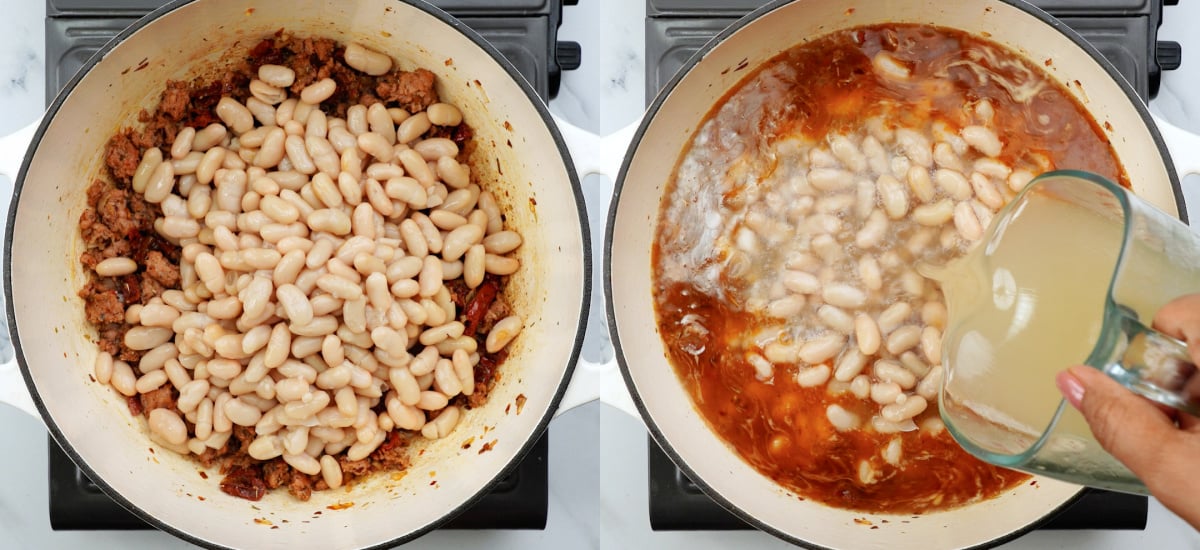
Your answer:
[605,0,1200,548]
[0,0,595,548]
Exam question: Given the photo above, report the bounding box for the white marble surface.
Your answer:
[2,0,1200,549]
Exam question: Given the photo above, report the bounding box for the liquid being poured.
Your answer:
[921,188,1122,458]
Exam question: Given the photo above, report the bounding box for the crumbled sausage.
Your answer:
[79,281,125,325]
[104,132,141,183]
[375,68,439,113]
[287,471,314,501]
[262,459,290,489]
[144,251,180,287]
[139,385,177,415]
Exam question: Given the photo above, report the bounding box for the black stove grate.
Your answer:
[43,0,577,531]
[642,0,1177,533]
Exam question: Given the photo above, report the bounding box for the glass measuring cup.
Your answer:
[931,170,1200,494]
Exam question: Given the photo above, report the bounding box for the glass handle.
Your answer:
[1112,314,1200,415]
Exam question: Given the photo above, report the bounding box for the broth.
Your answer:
[652,24,1125,513]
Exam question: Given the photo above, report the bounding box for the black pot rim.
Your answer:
[4,0,591,548]
[603,0,1171,547]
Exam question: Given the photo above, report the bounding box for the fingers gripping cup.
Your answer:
[928,170,1200,494]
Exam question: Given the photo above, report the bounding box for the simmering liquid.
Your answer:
[653,24,1128,514]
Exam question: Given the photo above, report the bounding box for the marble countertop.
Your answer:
[2,0,1200,549]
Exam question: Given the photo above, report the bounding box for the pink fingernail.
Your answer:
[1056,371,1086,409]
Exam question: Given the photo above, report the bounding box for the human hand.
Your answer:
[1055,293,1200,530]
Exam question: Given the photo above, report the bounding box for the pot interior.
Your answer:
[8,0,586,547]
[612,0,1170,547]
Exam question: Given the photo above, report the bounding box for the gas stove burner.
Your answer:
[42,0,576,531]
[642,0,1176,533]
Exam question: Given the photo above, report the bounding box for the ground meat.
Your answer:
[79,282,125,325]
[144,251,180,287]
[232,425,256,448]
[467,383,489,409]
[371,431,411,471]
[262,459,291,489]
[104,132,141,183]
[375,68,439,113]
[287,471,314,501]
[158,81,190,121]
[140,277,166,301]
[126,395,144,417]
[96,186,138,236]
[139,386,177,414]
[338,457,372,478]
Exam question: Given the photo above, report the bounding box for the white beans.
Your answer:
[961,125,1003,157]
[148,409,188,446]
[485,315,523,353]
[343,43,393,76]
[95,257,138,277]
[826,404,860,432]
[822,284,866,309]
[85,55,530,503]
[427,103,463,126]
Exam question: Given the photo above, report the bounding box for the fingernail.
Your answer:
[1056,370,1086,409]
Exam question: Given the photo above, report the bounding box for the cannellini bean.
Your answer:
[258,65,295,88]
[896,128,932,167]
[882,395,928,422]
[817,305,854,334]
[1008,169,1035,192]
[485,315,523,353]
[808,168,855,191]
[877,174,909,219]
[857,256,882,291]
[953,200,983,240]
[921,326,943,365]
[300,78,336,105]
[877,302,912,334]
[797,333,845,365]
[344,43,393,75]
[443,224,483,261]
[933,169,972,200]
[148,409,188,445]
[216,97,254,134]
[905,165,934,203]
[932,142,962,171]
[427,103,463,127]
[912,199,955,226]
[855,210,888,249]
[870,381,902,405]
[961,125,1003,157]
[796,364,832,387]
[826,404,860,431]
[783,270,820,294]
[917,365,944,400]
[95,257,138,277]
[854,314,882,355]
[132,147,164,193]
[822,284,866,309]
[397,112,432,145]
[886,325,922,355]
[874,360,917,389]
[420,405,460,439]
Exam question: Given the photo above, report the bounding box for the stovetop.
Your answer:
[642,0,1177,533]
[42,0,578,531]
